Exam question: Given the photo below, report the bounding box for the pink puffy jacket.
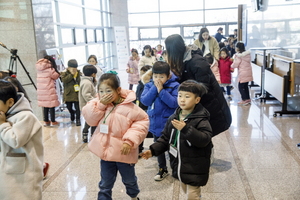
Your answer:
[82,89,149,164]
[210,58,220,83]
[36,58,60,108]
[231,51,253,83]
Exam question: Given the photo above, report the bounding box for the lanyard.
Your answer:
[103,105,116,124]
[173,111,190,147]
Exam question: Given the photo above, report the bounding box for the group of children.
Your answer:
[0,39,253,199]
[205,40,253,106]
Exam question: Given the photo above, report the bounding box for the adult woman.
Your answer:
[165,34,231,136]
[194,27,220,61]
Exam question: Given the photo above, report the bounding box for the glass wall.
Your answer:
[52,0,113,70]
[127,0,248,53]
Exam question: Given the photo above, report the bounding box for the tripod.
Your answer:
[2,45,37,89]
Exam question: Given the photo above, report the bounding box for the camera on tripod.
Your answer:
[10,49,18,56]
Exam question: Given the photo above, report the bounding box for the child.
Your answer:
[156,44,163,55]
[204,53,220,84]
[138,45,157,69]
[231,42,253,105]
[82,72,149,200]
[61,59,82,126]
[135,65,152,155]
[141,80,213,200]
[79,65,98,143]
[87,55,103,82]
[218,47,234,100]
[126,48,140,90]
[36,55,61,126]
[0,80,44,199]
[159,50,167,62]
[140,61,179,181]
[4,76,50,178]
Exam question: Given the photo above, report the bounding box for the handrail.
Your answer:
[272,55,294,63]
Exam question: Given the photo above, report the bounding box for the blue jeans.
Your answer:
[153,134,167,170]
[238,82,250,100]
[98,160,139,200]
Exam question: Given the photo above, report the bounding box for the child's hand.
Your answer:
[121,143,131,155]
[171,119,186,131]
[126,68,129,73]
[0,111,6,124]
[140,150,152,159]
[154,80,163,93]
[99,94,113,105]
[230,68,234,72]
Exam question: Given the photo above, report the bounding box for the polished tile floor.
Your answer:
[42,69,300,200]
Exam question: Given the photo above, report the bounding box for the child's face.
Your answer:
[88,58,97,65]
[144,49,151,57]
[236,47,240,53]
[201,32,209,40]
[220,51,228,59]
[98,81,120,103]
[153,73,169,85]
[132,52,138,58]
[0,98,14,114]
[177,91,200,112]
[68,67,77,74]
[157,45,162,51]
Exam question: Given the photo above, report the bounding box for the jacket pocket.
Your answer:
[5,152,26,174]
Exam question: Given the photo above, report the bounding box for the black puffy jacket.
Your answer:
[180,45,232,136]
[150,103,212,186]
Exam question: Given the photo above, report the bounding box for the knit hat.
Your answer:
[68,59,78,68]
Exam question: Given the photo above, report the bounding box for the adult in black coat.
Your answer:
[165,34,232,136]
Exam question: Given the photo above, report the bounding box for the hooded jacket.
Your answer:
[180,44,232,136]
[61,69,82,102]
[150,103,212,186]
[0,93,43,200]
[82,89,149,164]
[36,58,60,108]
[79,76,96,110]
[218,56,233,84]
[140,73,179,137]
[231,51,253,83]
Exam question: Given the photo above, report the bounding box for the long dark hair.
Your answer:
[198,27,211,42]
[165,34,186,77]
[44,55,59,73]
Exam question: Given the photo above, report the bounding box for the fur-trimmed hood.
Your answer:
[234,50,251,57]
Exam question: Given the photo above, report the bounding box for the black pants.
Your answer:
[43,107,55,122]
[238,82,250,100]
[66,101,80,121]
[82,122,96,135]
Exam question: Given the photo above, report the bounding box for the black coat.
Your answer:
[181,47,232,136]
[150,103,212,186]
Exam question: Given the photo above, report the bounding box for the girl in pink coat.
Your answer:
[36,56,60,126]
[82,71,149,200]
[231,42,253,106]
[126,48,140,90]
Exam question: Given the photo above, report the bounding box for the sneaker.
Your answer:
[230,86,234,90]
[51,121,59,126]
[82,133,88,143]
[43,162,50,179]
[227,95,232,101]
[154,168,168,181]
[44,121,50,126]
[76,120,81,126]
